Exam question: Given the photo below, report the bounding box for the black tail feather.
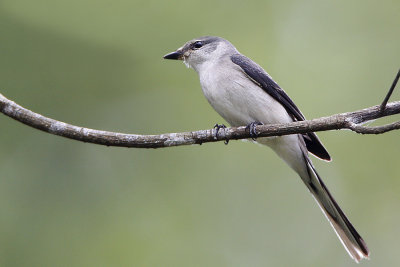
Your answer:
[303,156,369,262]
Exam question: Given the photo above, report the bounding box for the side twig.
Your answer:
[381,69,400,111]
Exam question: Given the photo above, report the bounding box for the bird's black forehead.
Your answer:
[195,36,223,44]
[181,36,223,50]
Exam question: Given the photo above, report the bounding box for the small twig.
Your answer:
[345,120,400,134]
[380,69,400,112]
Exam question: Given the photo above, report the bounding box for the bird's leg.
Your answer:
[246,121,263,141]
[213,124,229,145]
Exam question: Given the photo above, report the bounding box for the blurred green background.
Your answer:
[0,0,399,266]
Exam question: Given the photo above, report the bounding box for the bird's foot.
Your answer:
[213,123,229,145]
[246,121,263,141]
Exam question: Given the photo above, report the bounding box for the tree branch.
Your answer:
[1,92,399,148]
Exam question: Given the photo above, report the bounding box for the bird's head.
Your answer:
[164,36,236,71]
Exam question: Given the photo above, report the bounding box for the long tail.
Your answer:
[302,156,370,262]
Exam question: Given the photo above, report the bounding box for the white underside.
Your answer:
[196,58,308,176]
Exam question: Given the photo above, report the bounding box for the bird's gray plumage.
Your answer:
[164,36,369,262]
[230,53,331,160]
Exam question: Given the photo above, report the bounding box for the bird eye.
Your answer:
[193,41,203,49]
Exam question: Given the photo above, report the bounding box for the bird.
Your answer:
[163,36,369,262]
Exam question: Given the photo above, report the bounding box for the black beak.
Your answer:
[163,50,183,60]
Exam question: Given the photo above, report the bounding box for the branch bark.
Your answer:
[1,93,399,149]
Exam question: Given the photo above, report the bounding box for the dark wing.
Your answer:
[231,53,331,161]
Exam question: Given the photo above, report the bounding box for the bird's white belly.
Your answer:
[197,61,306,176]
[200,69,293,127]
